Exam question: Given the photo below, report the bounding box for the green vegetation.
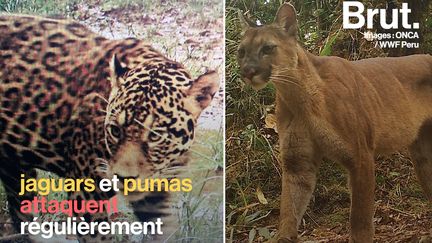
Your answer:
[226,0,431,242]
[0,0,82,16]
[174,129,224,242]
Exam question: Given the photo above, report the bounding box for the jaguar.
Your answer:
[0,14,219,242]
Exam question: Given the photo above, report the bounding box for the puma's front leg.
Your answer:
[347,153,375,243]
[276,131,321,242]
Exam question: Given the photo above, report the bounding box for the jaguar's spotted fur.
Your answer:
[0,14,219,242]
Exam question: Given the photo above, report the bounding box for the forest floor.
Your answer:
[228,149,432,243]
[301,154,432,243]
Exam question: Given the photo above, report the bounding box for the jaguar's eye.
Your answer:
[238,47,245,58]
[109,124,122,140]
[148,131,160,142]
[261,45,276,55]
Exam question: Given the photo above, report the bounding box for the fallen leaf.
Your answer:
[248,228,256,243]
[256,187,268,205]
[258,227,271,239]
[264,113,278,133]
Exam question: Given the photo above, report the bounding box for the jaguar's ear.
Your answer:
[185,71,219,120]
[274,3,298,36]
[109,54,129,90]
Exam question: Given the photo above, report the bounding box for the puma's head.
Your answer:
[237,3,298,90]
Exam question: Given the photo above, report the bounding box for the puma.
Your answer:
[237,3,432,243]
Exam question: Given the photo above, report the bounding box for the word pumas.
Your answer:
[343,2,419,29]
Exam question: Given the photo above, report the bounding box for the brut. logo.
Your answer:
[343,1,419,30]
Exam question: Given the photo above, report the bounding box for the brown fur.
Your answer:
[238,4,432,243]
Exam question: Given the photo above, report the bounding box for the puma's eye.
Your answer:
[109,125,122,140]
[238,47,245,58]
[261,45,276,55]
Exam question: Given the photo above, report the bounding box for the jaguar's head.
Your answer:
[104,55,219,181]
[237,3,299,90]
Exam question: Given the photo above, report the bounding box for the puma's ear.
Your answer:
[109,54,129,90]
[185,71,219,119]
[274,3,297,36]
[238,10,257,33]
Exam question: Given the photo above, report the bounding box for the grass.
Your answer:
[225,5,282,241]
[172,129,224,242]
[99,0,216,13]
[0,0,82,17]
